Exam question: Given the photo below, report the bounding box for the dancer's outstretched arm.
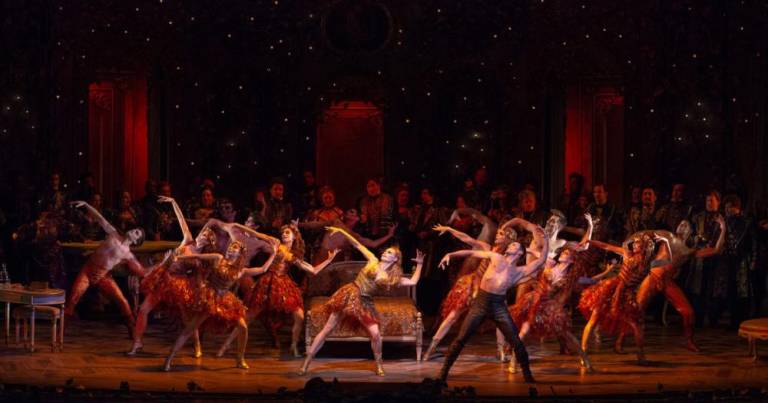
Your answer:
[695,216,726,258]
[295,249,341,275]
[71,201,117,237]
[499,216,535,235]
[360,224,397,249]
[299,219,335,230]
[326,226,377,262]
[590,263,619,281]
[451,207,496,231]
[518,226,548,279]
[589,239,629,259]
[400,250,425,286]
[158,196,192,245]
[176,253,223,266]
[654,234,673,261]
[205,219,280,245]
[570,213,594,251]
[242,239,279,277]
[433,224,491,251]
[438,249,496,269]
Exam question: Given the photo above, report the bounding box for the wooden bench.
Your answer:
[304,261,423,360]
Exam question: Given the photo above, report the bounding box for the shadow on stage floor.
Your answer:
[1,316,767,401]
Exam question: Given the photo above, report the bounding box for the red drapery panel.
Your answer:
[565,84,624,203]
[88,77,148,205]
[316,101,384,209]
[122,77,149,200]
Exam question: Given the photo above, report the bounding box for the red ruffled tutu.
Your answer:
[140,264,178,298]
[577,277,642,335]
[246,271,303,314]
[140,264,197,315]
[323,283,379,332]
[151,264,245,332]
[439,274,475,320]
[510,289,569,338]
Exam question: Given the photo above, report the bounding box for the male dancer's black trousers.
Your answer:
[438,289,533,382]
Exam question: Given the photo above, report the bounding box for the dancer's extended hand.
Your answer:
[325,226,343,235]
[412,250,425,264]
[386,223,399,236]
[438,255,451,270]
[433,224,451,235]
[70,200,87,209]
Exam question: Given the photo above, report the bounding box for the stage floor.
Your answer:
[0,317,765,397]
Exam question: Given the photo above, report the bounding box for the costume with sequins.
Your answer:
[511,259,578,338]
[578,252,648,335]
[245,245,304,323]
[322,262,395,332]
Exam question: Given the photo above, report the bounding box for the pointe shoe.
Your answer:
[580,358,594,372]
[298,362,310,376]
[216,346,227,358]
[375,365,386,376]
[423,339,440,362]
[423,345,437,362]
[507,363,518,373]
[162,358,173,372]
[194,349,203,358]
[236,359,249,369]
[685,340,701,353]
[126,341,143,356]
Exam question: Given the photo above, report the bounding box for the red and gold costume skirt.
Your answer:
[323,283,379,332]
[577,277,642,335]
[140,265,193,313]
[246,271,303,314]
[510,290,569,338]
[439,274,475,320]
[145,267,245,332]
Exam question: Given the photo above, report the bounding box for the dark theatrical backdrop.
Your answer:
[1,0,767,207]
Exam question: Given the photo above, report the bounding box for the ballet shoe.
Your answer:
[162,358,172,372]
[236,359,249,369]
[126,341,143,356]
[685,340,701,353]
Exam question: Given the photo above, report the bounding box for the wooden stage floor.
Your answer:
[0,317,766,398]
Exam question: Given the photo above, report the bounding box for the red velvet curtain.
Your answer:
[565,84,624,203]
[316,102,384,209]
[88,77,148,205]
